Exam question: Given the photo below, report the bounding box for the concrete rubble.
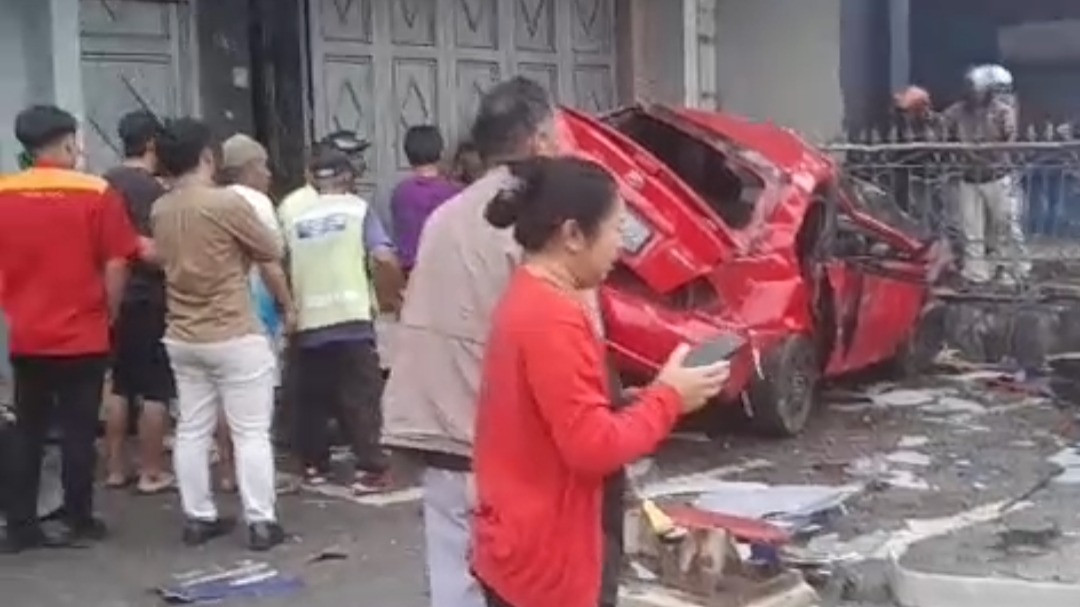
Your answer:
[623,506,821,607]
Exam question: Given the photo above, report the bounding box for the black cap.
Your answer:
[309,147,355,181]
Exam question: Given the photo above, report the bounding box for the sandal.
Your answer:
[351,472,390,495]
[303,468,328,486]
[136,474,176,495]
[104,474,135,490]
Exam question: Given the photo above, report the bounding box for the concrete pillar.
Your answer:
[889,0,911,92]
[622,0,688,105]
[696,0,720,109]
[49,0,86,168]
[682,0,699,107]
[49,0,85,120]
[0,0,83,171]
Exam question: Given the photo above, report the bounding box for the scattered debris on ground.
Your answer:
[637,354,1080,605]
[157,560,304,604]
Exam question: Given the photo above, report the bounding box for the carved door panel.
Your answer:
[309,0,379,201]
[309,0,619,212]
[79,0,195,173]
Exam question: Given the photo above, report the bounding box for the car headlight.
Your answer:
[620,207,653,255]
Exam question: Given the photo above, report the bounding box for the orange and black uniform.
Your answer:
[0,163,138,534]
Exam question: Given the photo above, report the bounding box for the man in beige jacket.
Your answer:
[381,77,559,607]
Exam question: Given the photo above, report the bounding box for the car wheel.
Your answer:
[747,334,820,437]
[890,300,946,379]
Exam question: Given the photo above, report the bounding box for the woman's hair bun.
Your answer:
[485,187,522,229]
[483,157,550,229]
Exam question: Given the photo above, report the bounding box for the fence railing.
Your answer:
[821,127,1080,275]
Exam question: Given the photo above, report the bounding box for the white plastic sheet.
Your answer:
[692,482,861,526]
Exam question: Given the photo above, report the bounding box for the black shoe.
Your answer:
[67,517,108,542]
[1,525,73,554]
[181,517,236,546]
[247,521,285,552]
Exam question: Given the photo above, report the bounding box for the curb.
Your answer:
[888,545,1080,607]
[620,579,820,607]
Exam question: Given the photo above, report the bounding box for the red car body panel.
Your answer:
[555,105,934,401]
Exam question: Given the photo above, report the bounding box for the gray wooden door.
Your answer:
[79,0,196,173]
[308,0,618,208]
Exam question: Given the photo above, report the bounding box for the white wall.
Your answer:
[714,0,845,142]
[0,0,83,173]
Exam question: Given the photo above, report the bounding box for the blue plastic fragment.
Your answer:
[158,562,304,604]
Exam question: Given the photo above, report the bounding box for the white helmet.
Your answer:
[967,64,1013,96]
[985,64,1014,93]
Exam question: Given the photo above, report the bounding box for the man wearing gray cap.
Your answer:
[216,134,285,493]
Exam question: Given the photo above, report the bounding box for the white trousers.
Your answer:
[956,176,1030,283]
[165,334,277,523]
[422,468,485,607]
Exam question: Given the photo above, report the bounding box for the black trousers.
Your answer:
[0,416,20,521]
[599,357,628,607]
[274,338,302,449]
[8,355,107,532]
[599,471,626,607]
[294,340,387,474]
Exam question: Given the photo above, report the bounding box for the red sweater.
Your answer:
[472,269,682,607]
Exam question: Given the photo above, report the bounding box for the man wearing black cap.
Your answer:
[276,130,372,447]
[279,145,403,494]
[279,130,370,214]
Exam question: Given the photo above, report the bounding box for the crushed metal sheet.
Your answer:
[847,455,932,491]
[886,451,933,467]
[691,482,860,529]
[921,396,987,417]
[640,460,774,499]
[1048,447,1080,484]
[870,389,938,408]
[898,436,931,449]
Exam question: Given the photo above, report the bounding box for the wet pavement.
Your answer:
[2,367,1077,606]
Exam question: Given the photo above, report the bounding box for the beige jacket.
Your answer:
[381,168,519,458]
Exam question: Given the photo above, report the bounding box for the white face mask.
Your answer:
[74,129,87,172]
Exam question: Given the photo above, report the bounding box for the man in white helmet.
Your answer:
[943,64,1029,285]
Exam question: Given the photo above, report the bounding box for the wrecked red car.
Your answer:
[557,104,945,437]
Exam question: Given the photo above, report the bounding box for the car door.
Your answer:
[823,182,935,375]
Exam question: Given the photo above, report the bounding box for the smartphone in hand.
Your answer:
[684,333,745,368]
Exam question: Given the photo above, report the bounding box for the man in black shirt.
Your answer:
[102,110,175,494]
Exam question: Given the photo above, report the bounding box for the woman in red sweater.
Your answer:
[471,157,731,607]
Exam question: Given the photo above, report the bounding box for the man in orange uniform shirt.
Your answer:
[0,105,139,552]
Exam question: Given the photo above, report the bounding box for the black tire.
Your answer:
[890,299,946,379]
[746,334,820,437]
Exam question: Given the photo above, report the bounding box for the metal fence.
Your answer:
[821,125,1080,277]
